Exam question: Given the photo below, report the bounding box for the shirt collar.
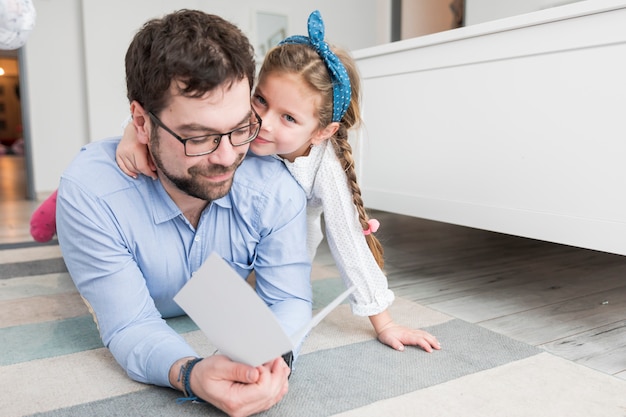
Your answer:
[150,179,232,225]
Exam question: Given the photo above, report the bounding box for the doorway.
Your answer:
[0,50,29,201]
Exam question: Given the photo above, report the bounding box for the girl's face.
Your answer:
[251,71,336,162]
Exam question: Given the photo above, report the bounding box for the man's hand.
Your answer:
[171,355,290,417]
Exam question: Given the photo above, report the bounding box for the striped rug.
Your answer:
[2,241,626,417]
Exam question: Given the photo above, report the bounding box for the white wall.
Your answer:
[466,0,585,25]
[23,0,88,196]
[23,0,391,196]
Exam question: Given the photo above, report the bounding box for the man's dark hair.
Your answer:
[125,9,255,114]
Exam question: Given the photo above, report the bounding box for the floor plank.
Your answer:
[540,320,626,376]
[478,285,626,345]
[423,266,626,322]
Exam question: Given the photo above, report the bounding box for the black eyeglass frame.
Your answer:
[147,110,262,157]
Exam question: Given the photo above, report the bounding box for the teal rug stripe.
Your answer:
[0,315,199,366]
[1,278,341,366]
[165,315,199,333]
[0,316,103,366]
[0,258,68,279]
[311,277,346,310]
[26,319,542,417]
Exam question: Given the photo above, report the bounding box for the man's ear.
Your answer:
[311,122,340,146]
[130,101,150,145]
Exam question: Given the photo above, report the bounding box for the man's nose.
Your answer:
[205,135,243,167]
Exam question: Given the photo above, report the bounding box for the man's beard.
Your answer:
[151,138,245,201]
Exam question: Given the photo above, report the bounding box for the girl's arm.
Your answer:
[116,121,157,179]
[310,142,440,352]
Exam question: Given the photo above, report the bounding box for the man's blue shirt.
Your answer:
[57,138,312,387]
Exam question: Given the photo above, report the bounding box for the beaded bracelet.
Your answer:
[176,357,206,404]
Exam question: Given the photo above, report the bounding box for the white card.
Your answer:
[174,252,355,367]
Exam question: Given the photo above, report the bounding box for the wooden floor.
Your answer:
[315,209,626,380]
[2,154,625,380]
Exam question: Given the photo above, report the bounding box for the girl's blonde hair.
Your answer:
[259,43,385,268]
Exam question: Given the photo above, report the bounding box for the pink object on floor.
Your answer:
[30,190,58,242]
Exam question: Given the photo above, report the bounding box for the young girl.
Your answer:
[30,11,440,353]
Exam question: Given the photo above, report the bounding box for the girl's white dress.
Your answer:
[283,140,395,316]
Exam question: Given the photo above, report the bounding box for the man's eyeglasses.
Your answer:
[148,110,262,157]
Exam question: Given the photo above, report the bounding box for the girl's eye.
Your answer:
[253,95,267,106]
[284,114,296,123]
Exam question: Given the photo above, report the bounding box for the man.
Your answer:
[56,10,311,416]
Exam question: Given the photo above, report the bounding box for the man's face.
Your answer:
[149,79,252,201]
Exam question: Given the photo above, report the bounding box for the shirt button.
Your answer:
[194,236,200,242]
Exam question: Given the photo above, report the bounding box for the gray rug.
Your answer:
[27,320,540,417]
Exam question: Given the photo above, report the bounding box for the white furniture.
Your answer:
[352,0,626,256]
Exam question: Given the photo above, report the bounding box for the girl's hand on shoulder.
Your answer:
[116,122,157,179]
[377,323,441,353]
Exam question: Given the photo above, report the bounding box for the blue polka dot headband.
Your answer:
[279,10,351,122]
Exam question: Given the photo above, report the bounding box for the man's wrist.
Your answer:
[178,357,204,401]
[169,356,197,392]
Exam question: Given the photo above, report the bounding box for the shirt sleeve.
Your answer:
[56,178,196,388]
[240,158,313,354]
[314,143,395,316]
[0,0,36,50]
[255,211,313,350]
